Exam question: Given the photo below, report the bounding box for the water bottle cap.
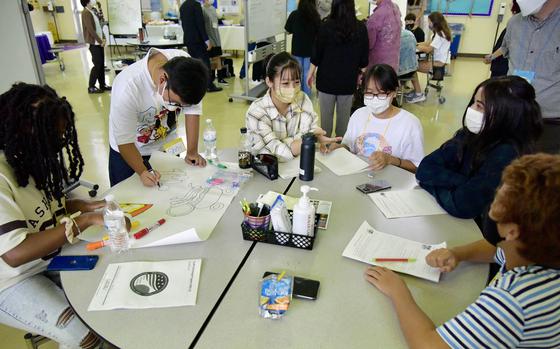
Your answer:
[206,118,212,124]
[240,127,247,134]
[302,133,316,143]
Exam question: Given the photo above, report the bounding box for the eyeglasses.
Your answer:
[364,93,390,100]
[165,81,193,109]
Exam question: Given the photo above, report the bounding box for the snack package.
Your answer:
[259,274,293,319]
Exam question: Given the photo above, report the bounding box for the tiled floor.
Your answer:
[0,47,490,349]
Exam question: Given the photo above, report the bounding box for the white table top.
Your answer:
[127,38,185,48]
[195,164,489,348]
[60,151,291,349]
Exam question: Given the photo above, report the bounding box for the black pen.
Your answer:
[143,159,160,188]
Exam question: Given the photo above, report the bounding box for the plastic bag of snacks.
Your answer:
[259,273,293,319]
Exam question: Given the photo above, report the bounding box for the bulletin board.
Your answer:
[429,0,494,16]
[108,0,143,36]
[247,0,287,42]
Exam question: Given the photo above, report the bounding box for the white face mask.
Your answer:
[516,0,547,16]
[465,107,485,134]
[156,81,179,111]
[364,96,391,115]
[275,85,300,104]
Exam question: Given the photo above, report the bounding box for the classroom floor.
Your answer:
[0,48,490,349]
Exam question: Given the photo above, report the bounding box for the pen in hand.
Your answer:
[143,159,160,188]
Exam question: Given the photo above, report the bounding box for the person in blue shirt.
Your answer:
[364,153,560,349]
[415,75,542,244]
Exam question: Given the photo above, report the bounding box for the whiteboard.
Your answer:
[108,0,143,36]
[247,0,287,42]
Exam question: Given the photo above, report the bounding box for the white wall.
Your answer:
[0,0,44,93]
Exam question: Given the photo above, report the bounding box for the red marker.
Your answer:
[133,218,166,239]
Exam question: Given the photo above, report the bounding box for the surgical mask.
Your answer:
[465,107,484,134]
[516,0,547,16]
[275,85,300,104]
[364,96,391,115]
[156,81,179,111]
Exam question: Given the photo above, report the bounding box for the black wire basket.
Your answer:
[241,211,320,250]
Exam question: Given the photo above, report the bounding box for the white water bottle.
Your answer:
[292,185,318,236]
[203,118,218,161]
[103,195,129,253]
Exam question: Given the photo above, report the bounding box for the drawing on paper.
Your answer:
[158,169,188,191]
[166,183,230,217]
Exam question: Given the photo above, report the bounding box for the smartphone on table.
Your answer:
[263,271,320,300]
[47,255,99,271]
[356,180,391,194]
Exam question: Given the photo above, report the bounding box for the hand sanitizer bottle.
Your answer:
[292,185,318,236]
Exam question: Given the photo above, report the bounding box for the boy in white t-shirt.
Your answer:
[109,48,209,187]
[407,12,452,104]
[328,64,424,173]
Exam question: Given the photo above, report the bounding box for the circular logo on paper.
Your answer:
[130,272,169,296]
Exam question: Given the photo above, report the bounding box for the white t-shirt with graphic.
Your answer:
[0,152,65,292]
[430,33,451,64]
[342,107,424,166]
[109,48,203,156]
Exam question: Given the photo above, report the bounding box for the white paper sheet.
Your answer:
[79,152,238,246]
[88,259,201,311]
[257,191,332,229]
[369,189,447,218]
[278,158,321,179]
[316,148,369,176]
[342,221,445,282]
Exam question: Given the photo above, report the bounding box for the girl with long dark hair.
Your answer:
[285,0,321,96]
[307,0,369,138]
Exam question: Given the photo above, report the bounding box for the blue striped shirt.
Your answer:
[437,248,560,348]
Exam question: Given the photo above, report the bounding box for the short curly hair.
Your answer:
[490,153,560,266]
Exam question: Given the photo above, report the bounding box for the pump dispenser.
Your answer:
[292,185,318,236]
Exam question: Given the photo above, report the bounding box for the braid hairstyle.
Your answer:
[0,83,84,204]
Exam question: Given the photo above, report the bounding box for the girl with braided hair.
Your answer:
[0,83,123,348]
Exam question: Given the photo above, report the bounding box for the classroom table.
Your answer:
[194,164,489,348]
[218,25,246,51]
[126,38,185,49]
[60,150,291,349]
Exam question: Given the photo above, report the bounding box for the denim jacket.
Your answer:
[398,29,418,76]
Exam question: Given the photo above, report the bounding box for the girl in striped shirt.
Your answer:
[364,153,560,349]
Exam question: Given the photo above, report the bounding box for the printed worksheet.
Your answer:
[278,158,321,179]
[88,259,201,311]
[369,189,447,218]
[342,221,445,282]
[316,148,369,176]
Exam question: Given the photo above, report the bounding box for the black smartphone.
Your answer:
[356,180,391,194]
[263,272,320,300]
[47,255,99,271]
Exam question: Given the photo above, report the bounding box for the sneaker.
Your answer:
[404,91,416,99]
[407,93,426,104]
[88,87,103,94]
[218,78,229,85]
[207,84,223,93]
[100,85,112,91]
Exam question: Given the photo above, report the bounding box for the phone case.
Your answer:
[263,272,320,300]
[47,255,99,271]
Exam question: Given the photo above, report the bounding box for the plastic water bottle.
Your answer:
[238,127,252,169]
[203,119,218,161]
[103,194,129,253]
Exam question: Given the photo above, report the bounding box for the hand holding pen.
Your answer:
[142,159,161,188]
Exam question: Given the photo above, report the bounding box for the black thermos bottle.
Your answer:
[299,133,316,181]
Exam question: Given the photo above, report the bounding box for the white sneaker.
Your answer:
[407,93,426,104]
[404,91,416,99]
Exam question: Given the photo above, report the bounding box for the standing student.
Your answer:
[285,0,321,97]
[365,153,560,349]
[202,0,227,85]
[416,76,542,244]
[366,0,402,71]
[81,0,109,94]
[0,83,123,349]
[498,0,560,153]
[108,48,209,187]
[404,13,425,44]
[308,0,369,138]
[398,28,418,78]
[483,1,521,77]
[246,52,341,162]
[328,65,424,173]
[180,0,222,93]
[406,12,451,104]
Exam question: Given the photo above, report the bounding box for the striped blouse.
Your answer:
[437,248,560,348]
[245,90,319,162]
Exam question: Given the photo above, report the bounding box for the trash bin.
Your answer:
[448,23,464,59]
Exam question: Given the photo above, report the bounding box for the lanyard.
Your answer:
[518,15,560,72]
